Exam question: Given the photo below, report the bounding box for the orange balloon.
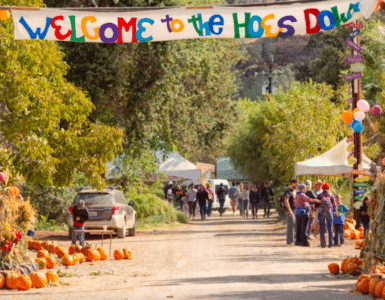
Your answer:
[0,10,10,21]
[353,108,361,114]
[341,111,354,124]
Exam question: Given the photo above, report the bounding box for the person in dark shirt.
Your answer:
[261,181,273,218]
[359,197,370,238]
[71,200,89,247]
[249,184,260,219]
[304,180,317,239]
[216,183,228,217]
[196,184,209,220]
[284,178,298,245]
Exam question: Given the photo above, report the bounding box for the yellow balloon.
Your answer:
[341,111,354,124]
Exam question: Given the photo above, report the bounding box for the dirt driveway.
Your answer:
[0,210,369,300]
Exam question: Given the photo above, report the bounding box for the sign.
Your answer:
[351,64,365,72]
[354,176,369,182]
[355,195,364,200]
[345,23,364,29]
[353,182,368,187]
[348,157,357,165]
[344,72,363,81]
[348,28,361,39]
[10,0,379,43]
[345,54,364,64]
[345,39,363,52]
[354,188,367,195]
[351,169,366,175]
[196,162,215,172]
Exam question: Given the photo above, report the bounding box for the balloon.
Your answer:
[353,110,365,121]
[353,108,361,115]
[341,111,354,124]
[351,120,363,133]
[372,105,382,116]
[0,10,10,21]
[357,100,370,112]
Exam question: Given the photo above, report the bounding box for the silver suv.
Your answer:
[67,188,136,239]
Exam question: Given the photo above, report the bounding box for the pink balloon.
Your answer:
[354,110,365,121]
[357,100,370,112]
[372,105,382,116]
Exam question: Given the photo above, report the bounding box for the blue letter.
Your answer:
[208,14,224,35]
[136,18,154,42]
[19,16,52,40]
[248,15,264,38]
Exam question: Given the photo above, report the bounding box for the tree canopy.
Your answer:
[0,0,124,188]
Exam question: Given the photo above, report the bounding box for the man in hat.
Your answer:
[216,183,228,217]
[71,200,89,247]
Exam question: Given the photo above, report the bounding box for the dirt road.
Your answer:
[1,211,369,300]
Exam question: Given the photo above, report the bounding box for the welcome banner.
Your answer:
[11,0,379,43]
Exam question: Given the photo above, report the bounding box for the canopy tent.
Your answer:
[294,138,377,177]
[156,151,201,181]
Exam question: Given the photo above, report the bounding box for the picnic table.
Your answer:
[74,229,115,257]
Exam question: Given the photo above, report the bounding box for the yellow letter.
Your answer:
[81,16,100,40]
[261,14,283,38]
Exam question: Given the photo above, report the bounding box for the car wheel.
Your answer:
[117,219,126,238]
[68,227,73,239]
[128,218,136,236]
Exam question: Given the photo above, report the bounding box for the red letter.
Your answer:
[304,8,320,34]
[117,17,137,43]
[51,16,72,40]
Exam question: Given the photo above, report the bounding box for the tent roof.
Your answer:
[294,138,376,177]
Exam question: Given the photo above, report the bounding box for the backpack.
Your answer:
[228,186,238,199]
[320,192,332,215]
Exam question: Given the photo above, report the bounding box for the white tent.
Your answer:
[294,138,377,177]
[156,151,201,181]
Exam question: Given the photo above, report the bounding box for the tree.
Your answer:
[0,0,124,188]
[227,81,350,184]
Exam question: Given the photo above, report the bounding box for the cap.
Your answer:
[297,184,306,191]
[322,183,330,190]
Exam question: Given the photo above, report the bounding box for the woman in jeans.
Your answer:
[240,185,250,218]
[186,183,197,219]
[249,184,260,219]
[317,183,336,248]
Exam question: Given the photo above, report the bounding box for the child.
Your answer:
[360,197,370,238]
[333,195,349,246]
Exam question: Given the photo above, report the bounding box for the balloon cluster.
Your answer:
[341,100,382,133]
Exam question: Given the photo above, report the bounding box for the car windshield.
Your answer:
[75,193,114,205]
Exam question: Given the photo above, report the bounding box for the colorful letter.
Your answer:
[277,16,297,38]
[136,18,154,42]
[170,19,184,33]
[188,15,203,36]
[304,8,320,34]
[208,14,224,35]
[69,16,85,42]
[233,13,251,39]
[161,15,173,33]
[248,15,264,38]
[51,16,72,40]
[19,16,52,40]
[318,10,336,31]
[117,17,137,43]
[261,14,283,37]
[100,23,119,43]
[81,16,99,40]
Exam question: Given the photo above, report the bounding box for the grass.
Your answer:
[136,211,189,230]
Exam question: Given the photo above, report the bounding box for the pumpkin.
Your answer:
[123,248,132,259]
[345,222,356,232]
[114,249,124,260]
[29,272,47,288]
[0,273,4,289]
[355,240,362,249]
[341,258,349,274]
[75,245,83,253]
[56,246,67,258]
[77,253,85,264]
[97,248,108,261]
[357,226,364,233]
[359,231,365,239]
[17,274,32,291]
[347,257,362,266]
[357,277,370,294]
[5,272,18,290]
[369,277,381,297]
[328,263,340,275]
[350,231,360,240]
[344,230,352,238]
[71,254,79,265]
[86,249,101,262]
[374,279,385,298]
[48,242,58,254]
[35,241,43,251]
[69,245,76,255]
[35,258,47,270]
[62,255,74,266]
[46,256,57,269]
[28,240,34,250]
[46,271,59,283]
[37,249,50,259]
[83,246,91,256]
[42,241,52,251]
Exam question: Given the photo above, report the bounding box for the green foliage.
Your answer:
[227,81,350,185]
[0,0,124,189]
[34,214,67,231]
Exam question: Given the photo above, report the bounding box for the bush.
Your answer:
[176,211,189,224]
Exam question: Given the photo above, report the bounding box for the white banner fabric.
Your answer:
[11,0,378,43]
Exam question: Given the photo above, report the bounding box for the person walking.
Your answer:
[333,195,349,246]
[240,185,250,218]
[174,184,185,211]
[186,183,197,219]
[312,180,323,237]
[304,180,317,239]
[197,184,209,220]
[228,182,239,216]
[206,183,214,217]
[216,183,228,216]
[283,179,298,245]
[261,181,273,218]
[359,197,371,238]
[167,183,174,204]
[317,183,336,248]
[249,184,260,219]
[71,200,89,247]
[238,183,244,217]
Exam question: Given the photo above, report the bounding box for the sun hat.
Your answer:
[297,184,306,191]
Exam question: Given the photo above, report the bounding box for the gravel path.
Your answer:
[0,210,369,300]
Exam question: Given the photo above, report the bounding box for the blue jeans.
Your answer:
[242,200,249,217]
[319,213,333,248]
[219,199,225,215]
[334,223,344,245]
[72,224,85,247]
[207,200,213,216]
[238,198,244,215]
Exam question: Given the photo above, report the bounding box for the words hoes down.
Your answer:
[18,2,360,43]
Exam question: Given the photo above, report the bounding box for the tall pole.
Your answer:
[268,63,273,94]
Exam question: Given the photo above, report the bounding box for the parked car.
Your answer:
[67,188,136,239]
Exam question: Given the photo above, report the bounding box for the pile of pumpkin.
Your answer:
[328,256,363,276]
[113,248,133,260]
[344,219,366,240]
[0,270,59,290]
[355,265,385,298]
[356,239,366,250]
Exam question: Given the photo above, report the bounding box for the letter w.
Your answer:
[19,16,52,40]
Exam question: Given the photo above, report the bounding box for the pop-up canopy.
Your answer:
[294,138,377,177]
[156,151,201,181]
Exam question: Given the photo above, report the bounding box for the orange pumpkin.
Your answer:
[5,273,18,290]
[357,277,370,294]
[97,248,108,261]
[42,241,52,251]
[359,231,365,239]
[369,277,381,297]
[75,245,83,253]
[28,240,34,250]
[61,255,74,266]
[35,241,43,251]
[0,273,4,289]
[37,250,50,259]
[328,263,340,275]
[123,248,132,259]
[69,245,76,255]
[56,246,67,258]
[71,254,79,265]
[29,272,47,288]
[86,249,101,262]
[48,242,58,254]
[114,249,124,260]
[358,227,364,233]
[375,280,385,298]
[344,230,352,238]
[341,258,349,274]
[46,271,59,283]
[46,256,57,269]
[17,274,32,291]
[83,246,91,256]
[35,258,47,270]
[350,231,360,240]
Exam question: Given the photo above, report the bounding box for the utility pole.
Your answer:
[254,61,286,94]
